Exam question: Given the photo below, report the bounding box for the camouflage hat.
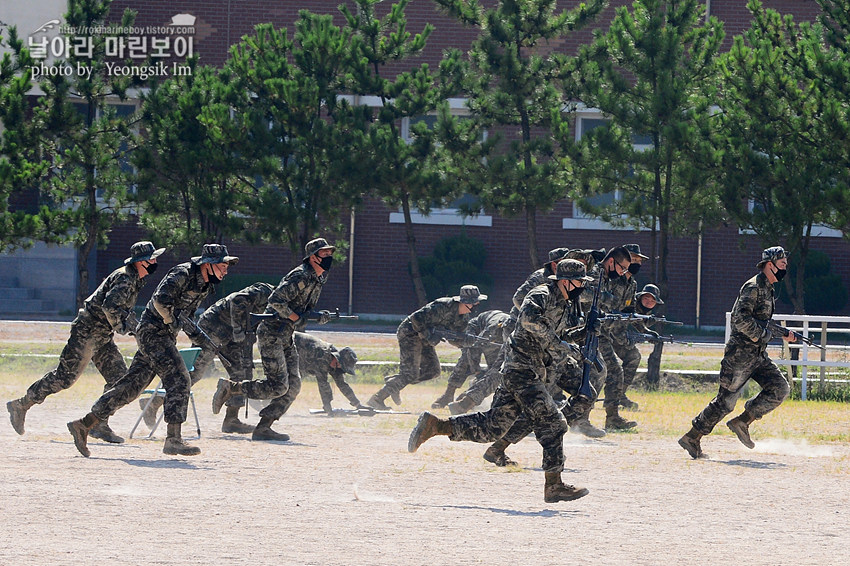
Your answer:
[624,243,649,260]
[756,246,788,268]
[547,247,571,263]
[455,285,488,304]
[191,243,239,266]
[636,283,664,305]
[548,258,594,282]
[303,238,335,261]
[124,241,165,265]
[565,247,606,267]
[335,346,358,375]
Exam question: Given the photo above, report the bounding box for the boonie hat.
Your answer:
[124,241,165,265]
[191,243,239,266]
[303,238,335,261]
[756,246,787,268]
[548,258,594,282]
[636,283,664,305]
[335,347,358,375]
[547,247,571,263]
[624,243,649,260]
[455,285,488,304]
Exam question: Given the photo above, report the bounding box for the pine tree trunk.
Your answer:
[402,193,428,306]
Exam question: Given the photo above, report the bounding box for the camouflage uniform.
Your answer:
[691,271,790,434]
[90,261,218,424]
[598,271,638,411]
[190,282,275,408]
[373,296,476,404]
[447,280,588,473]
[446,310,509,390]
[21,265,145,406]
[294,331,361,412]
[242,260,328,421]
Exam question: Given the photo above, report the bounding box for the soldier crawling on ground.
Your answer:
[7,241,164,443]
[365,285,487,411]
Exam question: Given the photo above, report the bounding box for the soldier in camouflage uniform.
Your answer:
[447,248,572,415]
[596,245,642,431]
[294,331,363,414]
[679,246,795,459]
[408,259,595,503]
[365,285,487,411]
[431,309,509,409]
[67,244,238,457]
[140,282,275,434]
[619,283,665,409]
[213,238,336,442]
[6,241,164,443]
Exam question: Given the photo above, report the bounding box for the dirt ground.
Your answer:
[1,322,849,566]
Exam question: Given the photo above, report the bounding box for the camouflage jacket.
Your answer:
[458,309,509,374]
[729,272,774,349]
[401,297,474,341]
[600,274,637,338]
[294,331,338,379]
[83,264,147,332]
[199,282,274,337]
[509,264,555,320]
[140,262,217,335]
[264,261,327,331]
[504,282,586,372]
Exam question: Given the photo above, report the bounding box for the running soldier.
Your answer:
[431,309,508,409]
[212,238,336,442]
[365,285,487,411]
[408,259,594,503]
[140,282,275,434]
[447,248,571,415]
[6,241,164,442]
[679,246,795,458]
[67,243,238,457]
[294,331,363,414]
[597,244,642,431]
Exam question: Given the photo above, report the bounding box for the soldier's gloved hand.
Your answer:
[232,326,246,343]
[317,310,332,325]
[559,340,581,357]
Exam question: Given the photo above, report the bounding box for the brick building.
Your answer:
[4,0,845,326]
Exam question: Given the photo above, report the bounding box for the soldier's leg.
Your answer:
[241,329,291,400]
[449,342,507,414]
[433,355,468,408]
[253,341,300,441]
[368,334,422,409]
[317,372,335,412]
[617,341,641,410]
[88,332,131,443]
[725,359,791,449]
[599,337,635,430]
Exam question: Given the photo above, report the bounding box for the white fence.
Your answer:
[725,313,850,400]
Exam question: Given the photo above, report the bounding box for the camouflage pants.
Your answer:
[190,324,254,408]
[599,333,640,409]
[245,324,301,421]
[455,340,508,405]
[315,369,360,409]
[692,342,791,435]
[502,356,598,444]
[25,310,127,404]
[449,366,569,473]
[92,321,191,424]
[446,344,501,389]
[382,332,441,396]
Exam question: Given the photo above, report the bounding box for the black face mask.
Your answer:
[144,262,158,275]
[773,268,786,281]
[628,263,641,275]
[208,265,224,284]
[568,286,584,301]
[607,268,621,280]
[319,256,333,271]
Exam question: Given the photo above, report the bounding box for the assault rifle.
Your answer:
[601,311,684,325]
[625,329,687,346]
[432,328,501,348]
[577,274,605,401]
[757,319,825,350]
[178,314,239,369]
[249,307,358,331]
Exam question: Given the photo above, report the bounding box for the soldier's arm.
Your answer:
[266,275,301,321]
[518,291,560,349]
[101,273,137,331]
[409,300,438,336]
[731,281,766,342]
[152,268,189,324]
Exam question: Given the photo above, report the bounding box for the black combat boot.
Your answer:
[138,395,164,429]
[678,427,707,459]
[447,395,476,416]
[89,418,125,444]
[482,438,518,467]
[727,410,757,449]
[7,396,35,435]
[431,385,458,409]
[543,471,589,503]
[67,413,100,458]
[163,422,201,456]
[605,404,637,431]
[221,405,254,434]
[407,412,451,452]
[252,416,290,442]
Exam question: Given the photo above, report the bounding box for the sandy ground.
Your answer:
[1,323,849,566]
